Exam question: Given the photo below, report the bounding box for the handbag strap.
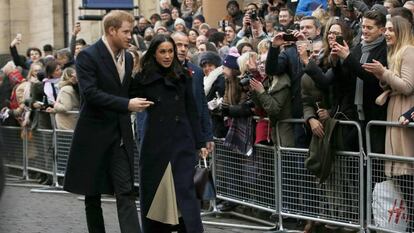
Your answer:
[196,158,208,168]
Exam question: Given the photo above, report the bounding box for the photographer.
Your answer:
[221,48,255,154]
[247,51,294,147]
[232,9,267,48]
[265,16,321,148]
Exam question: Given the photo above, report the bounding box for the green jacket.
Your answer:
[301,73,330,123]
[305,118,339,183]
[252,73,294,147]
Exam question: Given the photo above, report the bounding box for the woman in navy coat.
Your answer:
[130,34,207,233]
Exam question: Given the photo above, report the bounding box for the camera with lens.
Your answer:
[248,10,258,21]
[244,99,255,108]
[239,72,254,87]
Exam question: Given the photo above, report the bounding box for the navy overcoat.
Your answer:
[64,39,135,195]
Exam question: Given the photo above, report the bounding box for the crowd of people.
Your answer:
[1,0,414,232]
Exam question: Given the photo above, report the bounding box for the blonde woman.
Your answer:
[363,16,414,232]
[46,67,79,130]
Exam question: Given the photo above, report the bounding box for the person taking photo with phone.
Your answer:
[332,10,388,155]
[265,15,322,148]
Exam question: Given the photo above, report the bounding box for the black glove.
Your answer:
[221,103,230,116]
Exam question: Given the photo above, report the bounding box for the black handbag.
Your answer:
[193,158,210,200]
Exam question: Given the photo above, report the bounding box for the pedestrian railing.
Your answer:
[1,126,25,177]
[275,119,365,232]
[5,114,414,233]
[366,121,414,233]
[201,135,277,230]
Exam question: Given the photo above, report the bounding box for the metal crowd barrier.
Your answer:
[366,121,414,233]
[201,117,277,230]
[1,126,26,179]
[9,113,414,233]
[0,111,140,194]
[275,119,365,232]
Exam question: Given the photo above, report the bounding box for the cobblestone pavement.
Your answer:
[0,185,271,233]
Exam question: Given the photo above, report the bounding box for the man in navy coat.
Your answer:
[63,11,153,233]
[171,32,214,152]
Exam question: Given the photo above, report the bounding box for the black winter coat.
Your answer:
[342,39,387,153]
[130,70,204,233]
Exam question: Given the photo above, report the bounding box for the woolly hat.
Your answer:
[174,18,186,28]
[222,47,240,70]
[199,51,222,67]
[154,21,168,34]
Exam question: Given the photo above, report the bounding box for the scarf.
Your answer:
[203,66,223,96]
[224,116,254,156]
[102,36,126,83]
[354,35,385,121]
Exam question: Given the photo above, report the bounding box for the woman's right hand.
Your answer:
[309,118,324,138]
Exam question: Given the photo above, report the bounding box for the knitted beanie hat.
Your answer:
[174,18,186,28]
[199,51,222,67]
[222,47,240,70]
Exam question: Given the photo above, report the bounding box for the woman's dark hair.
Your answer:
[171,6,182,17]
[188,28,199,37]
[322,18,354,67]
[150,13,162,23]
[205,28,219,38]
[236,42,254,54]
[390,7,413,25]
[26,47,42,58]
[43,44,53,53]
[209,32,226,47]
[199,42,218,52]
[45,60,59,78]
[141,34,184,78]
[76,38,87,46]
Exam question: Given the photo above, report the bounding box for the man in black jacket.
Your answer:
[333,10,388,154]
